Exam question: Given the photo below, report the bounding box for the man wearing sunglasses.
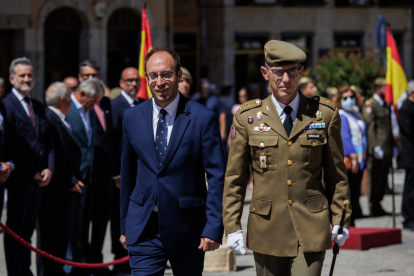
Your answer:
[223,40,351,276]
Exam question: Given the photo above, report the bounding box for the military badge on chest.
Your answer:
[260,152,267,169]
[253,124,271,133]
[248,117,253,124]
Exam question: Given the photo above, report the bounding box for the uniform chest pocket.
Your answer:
[298,134,327,170]
[249,135,279,171]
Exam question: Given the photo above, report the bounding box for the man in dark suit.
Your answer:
[399,80,414,230]
[65,78,103,275]
[39,82,82,276]
[120,48,226,275]
[111,67,144,271]
[3,57,54,276]
[0,98,13,220]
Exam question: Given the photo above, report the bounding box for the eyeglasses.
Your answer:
[342,96,355,100]
[267,67,300,78]
[123,78,140,83]
[146,71,176,82]
[81,73,98,79]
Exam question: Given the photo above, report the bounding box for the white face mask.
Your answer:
[341,97,356,110]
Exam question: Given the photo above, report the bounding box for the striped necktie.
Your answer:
[24,96,37,131]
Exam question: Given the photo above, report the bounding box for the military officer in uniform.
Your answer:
[223,40,351,276]
[363,78,395,216]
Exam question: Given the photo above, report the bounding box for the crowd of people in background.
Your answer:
[0,52,413,276]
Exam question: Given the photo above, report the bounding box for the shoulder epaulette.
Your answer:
[317,96,336,110]
[238,99,262,113]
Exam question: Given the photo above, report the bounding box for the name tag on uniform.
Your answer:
[306,134,322,138]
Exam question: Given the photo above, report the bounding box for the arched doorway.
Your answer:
[44,8,82,88]
[107,8,140,88]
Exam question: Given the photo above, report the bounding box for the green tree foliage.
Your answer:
[304,51,385,98]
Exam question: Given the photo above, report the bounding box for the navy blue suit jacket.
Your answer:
[3,92,54,184]
[66,102,96,183]
[120,94,225,249]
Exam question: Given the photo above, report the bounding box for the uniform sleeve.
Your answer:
[223,112,250,234]
[339,114,355,156]
[323,108,351,228]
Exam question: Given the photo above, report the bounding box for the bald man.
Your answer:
[110,67,145,272]
[63,77,79,93]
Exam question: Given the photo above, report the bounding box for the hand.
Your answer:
[33,172,42,184]
[331,225,349,246]
[0,163,12,183]
[38,169,52,187]
[350,159,359,174]
[227,230,245,254]
[70,181,85,193]
[119,234,127,250]
[115,178,121,189]
[373,146,384,160]
[198,237,220,252]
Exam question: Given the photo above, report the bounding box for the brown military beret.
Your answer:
[181,67,192,83]
[264,40,307,66]
[374,78,386,86]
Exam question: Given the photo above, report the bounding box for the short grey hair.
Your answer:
[9,57,33,76]
[0,77,4,87]
[79,78,104,98]
[79,59,100,75]
[45,82,69,106]
[408,80,414,94]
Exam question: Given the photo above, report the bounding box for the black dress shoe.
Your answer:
[371,207,392,217]
[403,220,414,231]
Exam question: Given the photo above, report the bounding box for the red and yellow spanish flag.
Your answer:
[137,6,153,100]
[385,26,407,108]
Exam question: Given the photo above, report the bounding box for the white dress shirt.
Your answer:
[152,92,180,145]
[48,106,71,129]
[121,90,137,108]
[150,92,180,212]
[12,88,31,116]
[271,91,301,124]
[71,92,92,141]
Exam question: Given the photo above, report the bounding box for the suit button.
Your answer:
[312,142,316,147]
[323,204,327,209]
[288,140,293,146]
[260,143,265,148]
[288,200,293,206]
[151,197,154,202]
[252,208,256,212]
[287,160,293,166]
[287,180,292,186]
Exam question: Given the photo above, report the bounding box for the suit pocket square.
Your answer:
[130,190,145,205]
[179,196,206,208]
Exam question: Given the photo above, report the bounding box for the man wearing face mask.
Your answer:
[336,86,367,226]
[363,78,397,217]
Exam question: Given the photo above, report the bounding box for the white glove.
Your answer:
[331,225,349,246]
[227,230,245,254]
[373,146,384,160]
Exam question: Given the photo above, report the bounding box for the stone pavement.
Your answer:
[1,170,413,275]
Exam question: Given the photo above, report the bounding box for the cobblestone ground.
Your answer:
[1,170,413,275]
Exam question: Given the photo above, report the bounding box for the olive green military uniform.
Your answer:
[362,96,394,214]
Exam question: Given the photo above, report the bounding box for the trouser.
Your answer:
[253,245,325,276]
[38,188,74,276]
[367,155,392,210]
[0,185,4,221]
[349,169,363,226]
[81,175,111,263]
[128,212,205,276]
[111,182,129,260]
[4,181,42,276]
[402,168,414,223]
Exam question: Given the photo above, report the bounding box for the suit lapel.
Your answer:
[10,93,36,133]
[67,102,88,144]
[160,96,190,172]
[289,94,314,139]
[262,96,289,141]
[139,101,160,169]
[47,109,81,149]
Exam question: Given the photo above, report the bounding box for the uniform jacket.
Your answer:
[45,108,81,192]
[120,94,225,249]
[398,99,414,169]
[362,97,395,156]
[3,92,54,184]
[66,102,97,183]
[0,101,12,164]
[111,95,145,177]
[223,93,351,257]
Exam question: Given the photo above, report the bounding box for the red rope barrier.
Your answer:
[0,222,129,269]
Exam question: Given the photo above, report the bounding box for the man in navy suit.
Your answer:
[120,48,226,275]
[111,67,145,272]
[3,57,54,276]
[65,78,103,275]
[40,82,82,276]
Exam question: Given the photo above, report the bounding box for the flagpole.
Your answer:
[391,165,396,228]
